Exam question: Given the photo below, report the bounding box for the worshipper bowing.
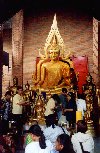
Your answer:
[25,124,53,153]
[71,120,94,153]
[63,92,77,128]
[43,114,70,149]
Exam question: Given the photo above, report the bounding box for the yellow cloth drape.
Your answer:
[76,111,82,123]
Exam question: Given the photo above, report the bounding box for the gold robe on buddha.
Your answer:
[39,60,70,89]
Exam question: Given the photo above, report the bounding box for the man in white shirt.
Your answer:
[76,94,86,119]
[12,86,27,136]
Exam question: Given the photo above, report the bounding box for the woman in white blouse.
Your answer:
[71,120,94,153]
[25,124,53,153]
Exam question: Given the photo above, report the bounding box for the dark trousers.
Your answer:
[12,114,23,136]
[2,120,9,134]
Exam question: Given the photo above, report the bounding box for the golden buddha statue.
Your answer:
[32,89,46,124]
[32,15,73,95]
[8,76,18,96]
[23,81,31,101]
[82,73,96,98]
[82,73,96,136]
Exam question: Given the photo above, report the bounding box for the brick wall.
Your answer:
[3,10,95,92]
[12,10,23,86]
[3,29,12,95]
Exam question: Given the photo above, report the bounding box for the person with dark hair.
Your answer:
[25,124,53,153]
[64,92,77,128]
[0,91,12,134]
[12,86,27,136]
[71,120,94,153]
[44,94,61,121]
[52,94,62,120]
[58,88,68,122]
[55,134,75,153]
[44,114,70,148]
[59,88,67,109]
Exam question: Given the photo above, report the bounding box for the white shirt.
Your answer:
[43,125,69,146]
[71,132,94,153]
[25,140,53,153]
[12,94,23,114]
[76,98,86,117]
[44,98,55,116]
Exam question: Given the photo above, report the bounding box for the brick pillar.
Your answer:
[12,10,24,86]
[0,24,3,99]
[98,22,100,89]
[93,18,99,88]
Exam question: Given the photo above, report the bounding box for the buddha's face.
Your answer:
[49,50,60,60]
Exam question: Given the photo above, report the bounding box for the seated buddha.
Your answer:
[32,14,73,94]
[33,35,71,90]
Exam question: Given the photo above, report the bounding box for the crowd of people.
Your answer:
[0,86,95,153]
[24,119,94,153]
[45,87,86,129]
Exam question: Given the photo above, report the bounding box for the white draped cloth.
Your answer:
[76,98,86,118]
[43,125,70,147]
[71,132,94,153]
[44,98,55,116]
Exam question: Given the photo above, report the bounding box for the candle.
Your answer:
[76,111,82,123]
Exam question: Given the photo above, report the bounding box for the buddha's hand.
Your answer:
[33,77,40,85]
[33,80,38,85]
[38,80,44,86]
